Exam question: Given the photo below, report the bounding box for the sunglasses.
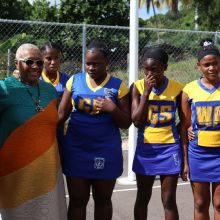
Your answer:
[18,59,44,66]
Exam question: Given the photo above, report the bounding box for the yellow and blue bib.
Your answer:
[66,72,128,118]
[135,77,183,144]
[184,79,220,147]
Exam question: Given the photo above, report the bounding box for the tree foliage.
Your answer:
[1,0,220,32]
[139,0,190,19]
[140,1,220,32]
[142,5,195,30]
[29,0,58,22]
[59,0,129,26]
[192,0,220,31]
[0,0,31,20]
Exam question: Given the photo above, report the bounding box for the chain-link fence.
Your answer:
[1,19,220,139]
[1,19,220,85]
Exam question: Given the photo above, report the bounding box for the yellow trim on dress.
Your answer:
[66,76,74,92]
[118,82,129,99]
[42,71,60,86]
[86,72,110,92]
[66,76,75,108]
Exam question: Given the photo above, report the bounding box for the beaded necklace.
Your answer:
[25,84,44,112]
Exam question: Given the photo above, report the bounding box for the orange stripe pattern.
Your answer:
[0,100,61,208]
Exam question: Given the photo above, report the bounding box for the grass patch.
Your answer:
[166,57,201,85]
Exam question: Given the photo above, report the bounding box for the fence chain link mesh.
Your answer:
[0,19,219,138]
[1,19,219,83]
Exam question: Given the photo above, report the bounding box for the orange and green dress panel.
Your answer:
[0,77,67,220]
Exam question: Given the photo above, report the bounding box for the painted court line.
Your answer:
[64,182,190,198]
[113,182,190,193]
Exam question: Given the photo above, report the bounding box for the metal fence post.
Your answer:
[118,0,138,185]
[7,49,11,77]
[82,23,87,72]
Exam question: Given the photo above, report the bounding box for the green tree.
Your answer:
[139,0,190,19]
[59,0,129,26]
[0,0,32,20]
[160,0,190,17]
[139,0,160,22]
[138,0,160,12]
[143,4,195,30]
[29,0,58,21]
[191,0,220,31]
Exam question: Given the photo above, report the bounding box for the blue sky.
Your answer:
[139,3,168,20]
[28,0,168,20]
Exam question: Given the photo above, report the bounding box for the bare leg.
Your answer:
[134,174,155,220]
[212,182,220,220]
[160,174,179,220]
[191,181,210,220]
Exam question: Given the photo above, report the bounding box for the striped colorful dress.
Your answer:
[0,77,67,220]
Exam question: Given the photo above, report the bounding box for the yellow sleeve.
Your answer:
[66,76,74,92]
[134,79,144,95]
[118,81,129,99]
[176,81,184,91]
[173,80,184,96]
[183,81,194,95]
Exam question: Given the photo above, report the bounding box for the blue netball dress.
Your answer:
[133,77,183,176]
[40,71,69,98]
[183,78,220,182]
[40,71,69,152]
[62,72,129,179]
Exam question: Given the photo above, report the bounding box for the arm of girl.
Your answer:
[179,91,192,181]
[131,73,155,128]
[58,89,72,126]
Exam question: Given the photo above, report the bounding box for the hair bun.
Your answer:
[197,38,220,61]
[200,38,213,47]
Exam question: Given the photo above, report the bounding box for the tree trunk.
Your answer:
[171,0,179,17]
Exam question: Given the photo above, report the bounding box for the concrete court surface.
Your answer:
[84,150,214,220]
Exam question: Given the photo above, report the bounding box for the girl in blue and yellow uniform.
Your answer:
[181,40,220,220]
[40,42,70,150]
[40,42,69,99]
[58,40,131,220]
[132,47,183,220]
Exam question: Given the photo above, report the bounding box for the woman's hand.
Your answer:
[187,126,195,141]
[181,163,190,182]
[143,73,156,95]
[95,97,116,113]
